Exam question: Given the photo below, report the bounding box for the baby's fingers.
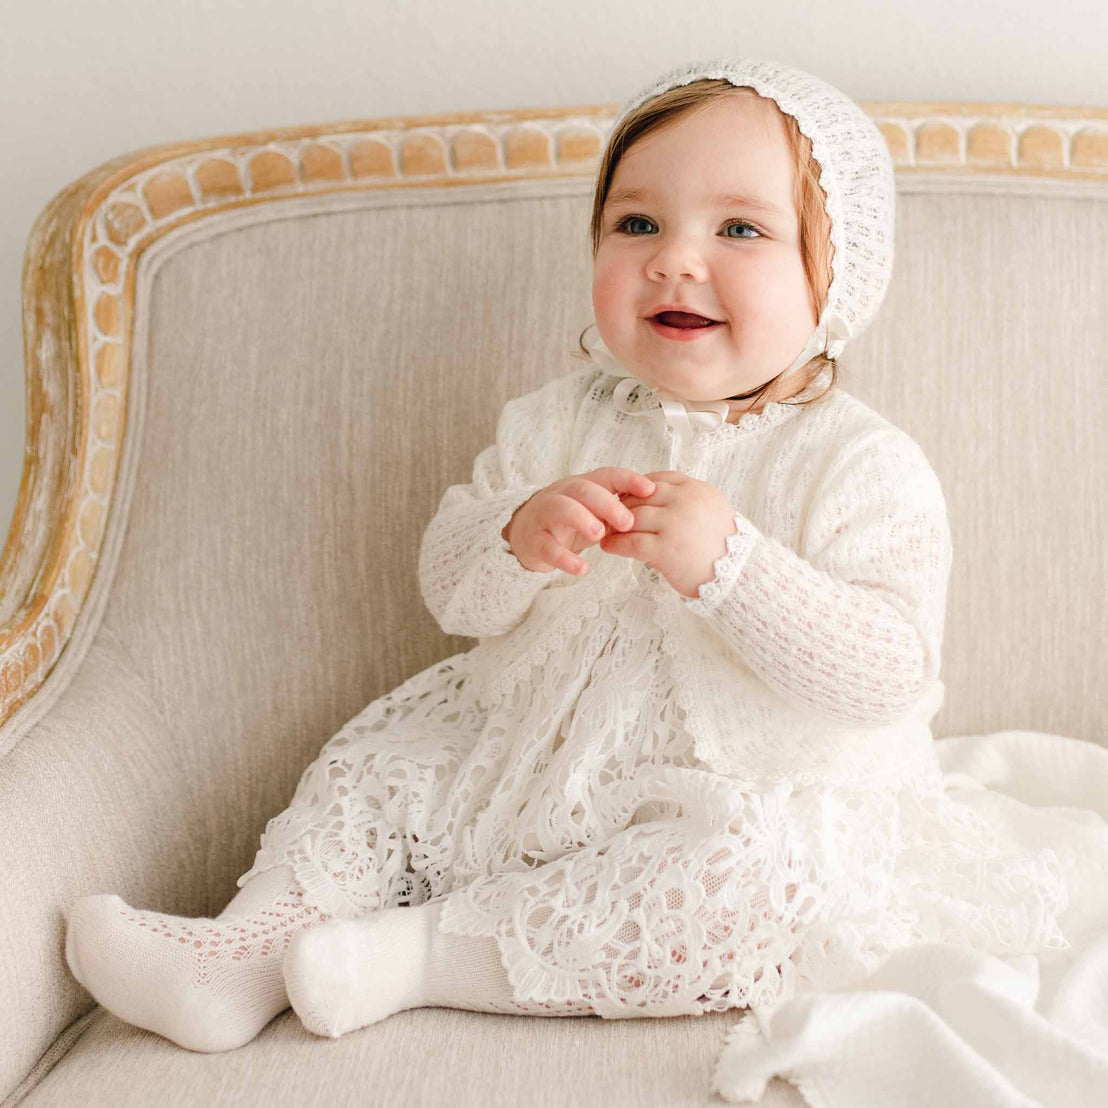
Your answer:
[588,467,657,499]
[541,489,613,542]
[537,530,588,575]
[559,483,635,536]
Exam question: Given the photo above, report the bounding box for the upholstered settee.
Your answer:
[1,96,1106,1107]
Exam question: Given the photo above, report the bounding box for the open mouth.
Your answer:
[651,310,721,328]
[649,310,724,340]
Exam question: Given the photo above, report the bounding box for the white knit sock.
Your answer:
[283,900,521,1039]
[64,863,329,1052]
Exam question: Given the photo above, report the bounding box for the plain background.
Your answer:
[2,0,1107,546]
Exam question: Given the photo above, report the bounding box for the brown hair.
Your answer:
[575,79,840,414]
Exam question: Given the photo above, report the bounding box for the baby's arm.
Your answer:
[418,366,599,638]
[681,429,953,725]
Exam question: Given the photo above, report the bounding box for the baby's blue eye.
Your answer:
[723,220,760,239]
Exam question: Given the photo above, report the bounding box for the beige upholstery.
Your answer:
[1,102,1106,1106]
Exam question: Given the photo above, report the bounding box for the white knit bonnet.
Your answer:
[589,56,896,390]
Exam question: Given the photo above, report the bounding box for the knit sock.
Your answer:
[63,863,330,1053]
[283,899,521,1039]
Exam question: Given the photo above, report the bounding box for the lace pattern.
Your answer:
[238,618,1069,1019]
[113,889,331,986]
[237,655,486,919]
[436,766,1069,1018]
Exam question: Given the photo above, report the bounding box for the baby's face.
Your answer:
[592,92,818,413]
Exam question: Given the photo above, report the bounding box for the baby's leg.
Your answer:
[281,897,521,1037]
[64,862,329,1053]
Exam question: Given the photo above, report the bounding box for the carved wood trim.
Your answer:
[2,100,1107,729]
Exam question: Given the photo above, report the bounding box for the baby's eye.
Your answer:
[615,215,655,235]
[723,220,761,239]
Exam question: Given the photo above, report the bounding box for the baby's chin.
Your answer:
[621,358,768,416]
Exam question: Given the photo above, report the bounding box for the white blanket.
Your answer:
[711,731,1108,1107]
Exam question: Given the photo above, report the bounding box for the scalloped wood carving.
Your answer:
[1,99,1107,731]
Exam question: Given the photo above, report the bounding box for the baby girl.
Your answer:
[63,56,1068,1054]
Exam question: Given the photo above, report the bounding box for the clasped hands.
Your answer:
[502,466,737,600]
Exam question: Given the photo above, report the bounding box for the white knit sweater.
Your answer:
[419,361,953,792]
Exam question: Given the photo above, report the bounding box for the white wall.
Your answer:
[2,0,1105,547]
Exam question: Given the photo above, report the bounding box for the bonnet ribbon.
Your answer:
[581,329,729,465]
[611,377,728,465]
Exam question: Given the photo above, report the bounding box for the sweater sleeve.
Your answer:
[418,365,601,639]
[679,428,954,725]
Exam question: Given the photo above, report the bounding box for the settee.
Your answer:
[2,94,1107,1106]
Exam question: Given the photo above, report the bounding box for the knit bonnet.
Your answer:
[586,57,896,416]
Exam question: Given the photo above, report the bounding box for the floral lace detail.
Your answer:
[239,632,1069,1021]
[436,769,1070,1018]
[237,655,489,919]
[682,512,759,617]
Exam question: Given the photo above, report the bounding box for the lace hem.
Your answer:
[437,772,1071,1019]
[237,840,365,921]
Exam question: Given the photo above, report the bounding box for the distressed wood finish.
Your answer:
[2,100,1107,729]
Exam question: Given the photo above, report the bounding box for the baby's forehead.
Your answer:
[609,98,798,213]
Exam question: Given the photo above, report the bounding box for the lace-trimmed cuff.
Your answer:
[681,512,759,617]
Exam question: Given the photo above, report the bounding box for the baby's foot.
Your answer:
[64,872,329,1052]
[282,904,436,1038]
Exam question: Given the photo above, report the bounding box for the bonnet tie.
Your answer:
[611,376,729,465]
[582,328,729,466]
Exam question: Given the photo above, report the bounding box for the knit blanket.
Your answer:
[711,730,1108,1106]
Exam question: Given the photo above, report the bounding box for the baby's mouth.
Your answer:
[652,310,721,329]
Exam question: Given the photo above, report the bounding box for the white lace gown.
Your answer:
[236,362,1070,1019]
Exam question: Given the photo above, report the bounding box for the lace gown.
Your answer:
[235,361,1070,1020]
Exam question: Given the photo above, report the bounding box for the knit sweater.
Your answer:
[419,361,953,792]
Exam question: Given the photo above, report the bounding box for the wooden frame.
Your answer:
[1,99,1106,729]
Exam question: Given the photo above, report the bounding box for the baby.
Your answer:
[63,56,1068,1055]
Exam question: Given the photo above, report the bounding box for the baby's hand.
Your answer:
[502,467,656,575]
[599,470,738,599]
